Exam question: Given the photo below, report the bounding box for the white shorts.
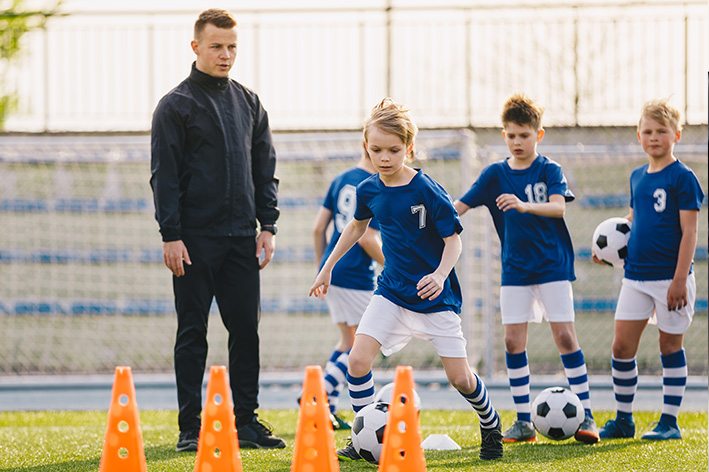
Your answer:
[325,285,373,327]
[356,295,468,358]
[499,281,575,325]
[615,273,696,335]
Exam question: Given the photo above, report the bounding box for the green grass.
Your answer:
[0,410,706,471]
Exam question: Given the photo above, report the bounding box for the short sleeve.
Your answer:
[459,166,492,208]
[432,185,464,238]
[354,183,374,221]
[546,161,575,202]
[677,168,705,210]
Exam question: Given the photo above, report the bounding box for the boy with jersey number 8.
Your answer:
[454,94,599,444]
[596,99,704,441]
[309,146,385,430]
[309,98,504,462]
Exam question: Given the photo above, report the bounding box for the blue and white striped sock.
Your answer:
[459,373,500,429]
[506,350,531,423]
[611,356,637,420]
[561,349,593,418]
[659,349,687,428]
[347,370,375,413]
[324,350,349,414]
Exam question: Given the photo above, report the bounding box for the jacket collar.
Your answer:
[189,62,229,91]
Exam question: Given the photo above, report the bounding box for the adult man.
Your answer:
[150,8,284,452]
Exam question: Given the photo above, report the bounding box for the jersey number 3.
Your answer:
[653,188,667,212]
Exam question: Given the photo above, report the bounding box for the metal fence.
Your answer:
[3,0,707,132]
[0,128,706,378]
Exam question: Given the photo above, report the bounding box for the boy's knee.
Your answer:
[347,353,370,377]
[556,333,577,352]
[658,337,683,356]
[504,336,525,353]
[548,323,578,353]
[611,339,635,359]
[449,372,476,394]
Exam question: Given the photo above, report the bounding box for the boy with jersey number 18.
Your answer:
[454,94,599,444]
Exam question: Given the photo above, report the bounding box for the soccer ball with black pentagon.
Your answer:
[531,387,584,440]
[592,217,631,267]
[351,402,389,464]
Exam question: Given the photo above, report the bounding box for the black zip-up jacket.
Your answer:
[150,63,279,242]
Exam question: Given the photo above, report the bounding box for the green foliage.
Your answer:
[0,409,706,471]
[0,0,61,128]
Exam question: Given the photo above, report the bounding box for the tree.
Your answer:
[0,0,61,129]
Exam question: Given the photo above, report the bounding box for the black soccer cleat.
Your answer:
[336,440,363,462]
[479,419,503,460]
[237,415,286,449]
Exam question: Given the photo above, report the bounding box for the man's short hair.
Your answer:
[501,93,544,130]
[194,9,237,40]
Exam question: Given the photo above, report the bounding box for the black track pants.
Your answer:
[173,235,261,432]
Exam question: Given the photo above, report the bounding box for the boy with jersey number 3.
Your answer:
[454,94,599,444]
[309,98,504,462]
[596,99,704,441]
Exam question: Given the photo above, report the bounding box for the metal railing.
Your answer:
[3,1,707,132]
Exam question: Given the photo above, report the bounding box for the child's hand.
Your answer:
[417,272,445,300]
[309,271,331,299]
[666,279,688,311]
[496,193,527,213]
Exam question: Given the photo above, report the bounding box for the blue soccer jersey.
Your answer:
[321,167,380,290]
[459,154,576,286]
[354,169,463,314]
[625,160,705,281]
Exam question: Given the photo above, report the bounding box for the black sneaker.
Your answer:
[336,440,363,462]
[175,430,199,452]
[479,418,503,460]
[237,416,286,449]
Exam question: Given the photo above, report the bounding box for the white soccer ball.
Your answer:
[351,402,389,464]
[531,387,585,440]
[592,217,631,267]
[373,382,422,411]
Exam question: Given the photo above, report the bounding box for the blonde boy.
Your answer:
[597,99,704,440]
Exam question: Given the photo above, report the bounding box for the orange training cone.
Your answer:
[194,366,243,472]
[378,366,426,472]
[99,366,147,472]
[291,365,340,472]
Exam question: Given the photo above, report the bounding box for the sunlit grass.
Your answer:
[0,409,706,471]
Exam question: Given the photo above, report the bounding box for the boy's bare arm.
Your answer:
[667,209,699,310]
[309,217,370,297]
[453,200,470,216]
[496,193,566,218]
[312,207,333,268]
